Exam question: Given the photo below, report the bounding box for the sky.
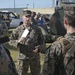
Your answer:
[0,0,56,8]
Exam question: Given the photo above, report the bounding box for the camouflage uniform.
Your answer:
[42,33,75,75]
[0,20,18,75]
[0,43,18,75]
[9,24,45,75]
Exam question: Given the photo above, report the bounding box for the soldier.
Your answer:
[34,13,41,25]
[0,22,18,75]
[31,11,36,25]
[0,44,18,75]
[42,6,75,75]
[9,10,46,75]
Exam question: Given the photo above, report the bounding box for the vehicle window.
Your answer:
[9,13,17,18]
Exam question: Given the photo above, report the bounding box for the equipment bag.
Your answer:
[57,36,75,75]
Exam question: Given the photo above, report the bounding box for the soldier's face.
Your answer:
[22,15,31,26]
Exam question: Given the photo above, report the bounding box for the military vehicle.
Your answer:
[55,1,75,25]
[47,1,75,43]
[0,11,23,28]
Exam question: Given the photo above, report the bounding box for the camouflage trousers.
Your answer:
[17,56,41,75]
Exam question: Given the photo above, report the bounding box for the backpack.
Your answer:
[57,36,75,75]
[0,45,18,75]
[42,36,75,75]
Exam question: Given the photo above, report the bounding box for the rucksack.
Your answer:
[57,36,75,75]
[0,45,18,75]
[42,36,75,75]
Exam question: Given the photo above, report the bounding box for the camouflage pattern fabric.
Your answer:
[9,24,45,75]
[42,33,75,75]
[0,44,18,75]
[17,55,41,75]
[0,20,8,37]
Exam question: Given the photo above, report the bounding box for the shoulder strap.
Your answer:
[57,36,74,56]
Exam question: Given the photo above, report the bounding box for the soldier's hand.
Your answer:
[33,48,38,53]
[18,37,24,43]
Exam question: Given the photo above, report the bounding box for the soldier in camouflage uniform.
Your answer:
[9,10,45,75]
[0,22,18,75]
[42,6,75,75]
[0,44,18,75]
